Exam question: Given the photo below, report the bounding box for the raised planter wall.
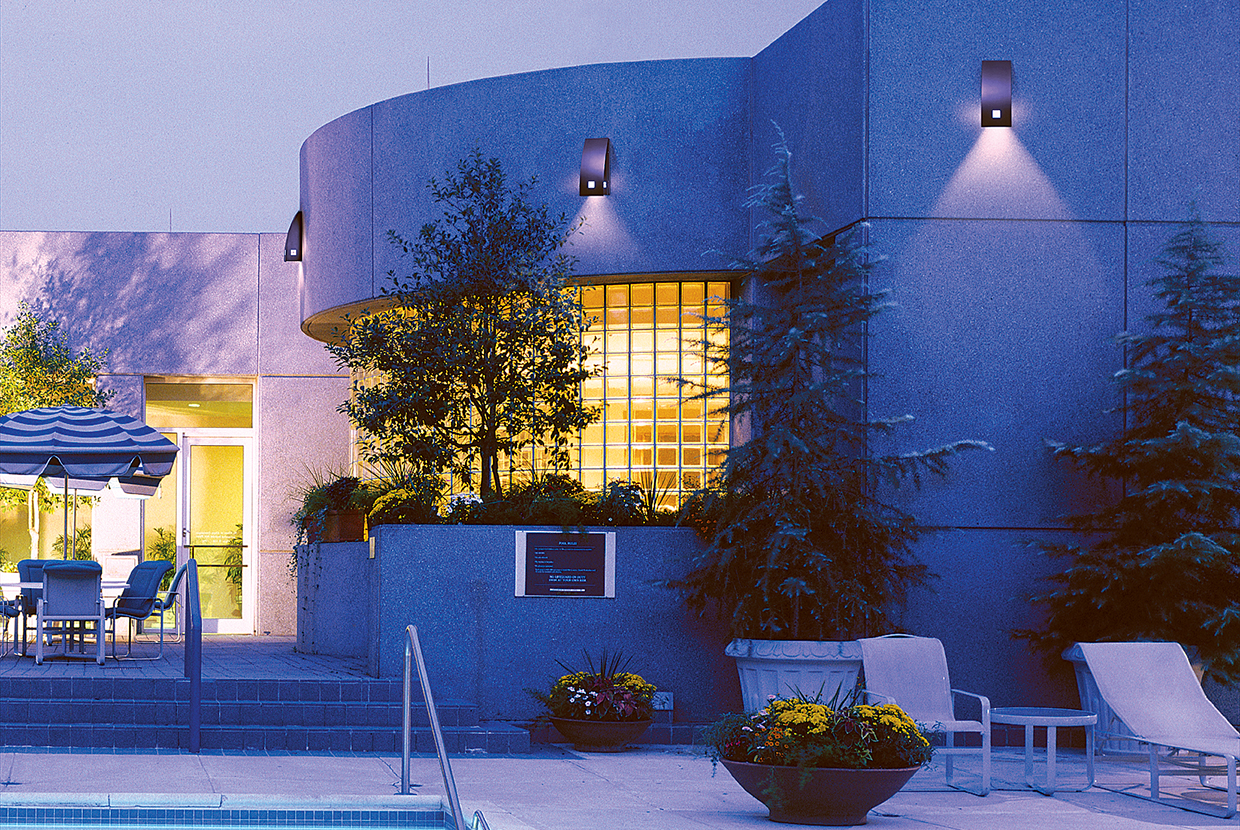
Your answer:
[296,540,370,656]
[366,525,738,722]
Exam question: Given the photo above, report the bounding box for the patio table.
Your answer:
[13,580,128,659]
[991,706,1097,795]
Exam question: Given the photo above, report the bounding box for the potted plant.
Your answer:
[531,649,656,752]
[673,129,988,710]
[292,472,377,544]
[704,690,932,825]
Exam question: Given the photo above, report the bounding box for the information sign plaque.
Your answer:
[514,531,616,598]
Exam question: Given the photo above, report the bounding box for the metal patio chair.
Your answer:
[35,559,105,665]
[15,558,47,656]
[106,559,174,659]
[859,634,992,796]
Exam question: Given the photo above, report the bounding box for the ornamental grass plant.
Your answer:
[533,649,657,722]
[704,689,932,770]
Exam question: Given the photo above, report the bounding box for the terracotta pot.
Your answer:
[549,717,652,752]
[321,509,366,543]
[721,760,919,826]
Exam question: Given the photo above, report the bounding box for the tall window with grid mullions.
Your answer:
[576,280,730,505]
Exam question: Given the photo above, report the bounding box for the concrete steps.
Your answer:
[0,676,530,753]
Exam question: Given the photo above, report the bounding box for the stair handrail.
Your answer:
[402,624,469,830]
[183,558,202,753]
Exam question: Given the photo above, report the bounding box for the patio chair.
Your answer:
[35,559,105,665]
[106,559,173,660]
[0,587,20,657]
[149,562,188,644]
[1075,641,1239,818]
[16,558,47,656]
[859,634,991,795]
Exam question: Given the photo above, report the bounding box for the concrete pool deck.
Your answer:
[0,745,1237,829]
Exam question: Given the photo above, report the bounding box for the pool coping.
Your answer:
[0,793,445,810]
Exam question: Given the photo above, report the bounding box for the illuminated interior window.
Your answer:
[576,279,730,504]
[145,381,253,429]
[345,279,731,504]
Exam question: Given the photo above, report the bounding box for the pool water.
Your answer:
[0,803,453,830]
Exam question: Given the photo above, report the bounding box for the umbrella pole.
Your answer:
[63,477,69,560]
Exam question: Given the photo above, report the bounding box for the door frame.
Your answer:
[149,429,255,634]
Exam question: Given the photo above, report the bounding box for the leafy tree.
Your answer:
[329,150,598,499]
[0,302,113,414]
[1023,213,1240,681]
[0,304,113,512]
[674,131,989,641]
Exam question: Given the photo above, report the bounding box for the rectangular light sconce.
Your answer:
[981,60,1012,127]
[580,138,611,196]
[284,211,303,261]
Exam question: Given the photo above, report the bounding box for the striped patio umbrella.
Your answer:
[0,406,179,557]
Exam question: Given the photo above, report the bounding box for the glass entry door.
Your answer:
[145,434,254,634]
[183,438,253,633]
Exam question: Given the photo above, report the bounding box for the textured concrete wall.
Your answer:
[751,0,866,233]
[368,525,737,722]
[299,58,753,326]
[294,0,1240,717]
[860,0,1240,716]
[0,230,350,635]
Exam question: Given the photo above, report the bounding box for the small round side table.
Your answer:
[990,706,1097,795]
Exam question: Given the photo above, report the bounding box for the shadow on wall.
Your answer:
[1,232,259,378]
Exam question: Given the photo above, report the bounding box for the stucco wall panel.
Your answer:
[1128,1,1240,222]
[299,107,375,324]
[867,218,1125,529]
[751,0,865,233]
[0,231,258,375]
[303,59,752,328]
[256,374,352,554]
[903,529,1081,711]
[257,233,340,377]
[868,0,1125,222]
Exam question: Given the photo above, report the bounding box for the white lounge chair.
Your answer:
[1075,641,1238,818]
[859,634,991,795]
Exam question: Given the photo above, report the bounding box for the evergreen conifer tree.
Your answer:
[1025,213,1240,680]
[675,131,988,640]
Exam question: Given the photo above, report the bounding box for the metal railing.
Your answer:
[183,558,202,753]
[403,624,487,830]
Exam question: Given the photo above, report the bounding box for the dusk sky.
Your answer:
[0,1,823,235]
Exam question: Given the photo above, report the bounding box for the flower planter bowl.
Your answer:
[721,760,920,826]
[549,717,652,752]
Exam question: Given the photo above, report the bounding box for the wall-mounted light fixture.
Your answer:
[580,138,611,196]
[981,60,1012,127]
[284,211,303,261]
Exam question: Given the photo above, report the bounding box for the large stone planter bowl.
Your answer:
[549,717,653,752]
[722,760,920,825]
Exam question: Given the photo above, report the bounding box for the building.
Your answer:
[1,0,1236,700]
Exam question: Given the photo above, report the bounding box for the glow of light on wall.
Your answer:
[567,191,637,258]
[931,128,1073,221]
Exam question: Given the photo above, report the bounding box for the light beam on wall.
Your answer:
[981,61,1012,127]
[284,211,303,261]
[580,138,611,196]
[932,128,1071,220]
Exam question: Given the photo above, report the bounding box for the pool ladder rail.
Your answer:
[401,624,491,830]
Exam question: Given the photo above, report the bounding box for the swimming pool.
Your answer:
[0,795,453,830]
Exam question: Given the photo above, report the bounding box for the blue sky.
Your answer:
[0,1,823,234]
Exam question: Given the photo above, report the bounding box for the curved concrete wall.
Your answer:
[296,0,1240,717]
[299,58,752,333]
